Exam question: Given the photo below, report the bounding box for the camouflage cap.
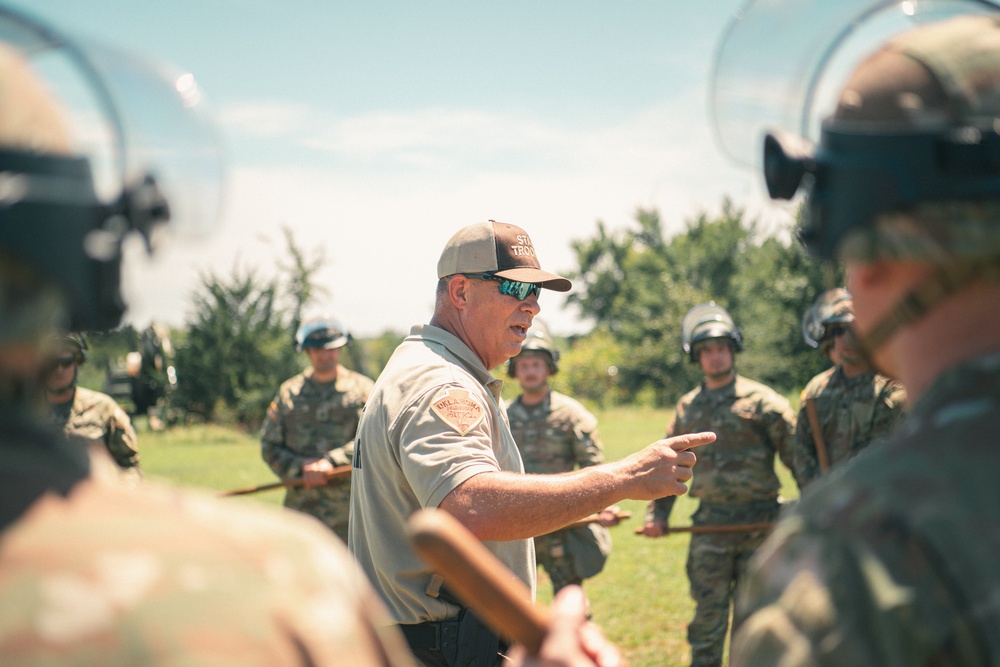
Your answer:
[834,15,1000,263]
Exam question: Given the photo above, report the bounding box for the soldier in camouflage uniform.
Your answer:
[261,314,374,543]
[44,333,142,480]
[0,16,413,665]
[722,9,1000,666]
[506,321,619,597]
[639,302,800,667]
[793,288,906,487]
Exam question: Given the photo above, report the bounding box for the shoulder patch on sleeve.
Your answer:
[431,388,486,436]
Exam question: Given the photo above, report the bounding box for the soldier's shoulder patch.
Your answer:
[431,387,486,436]
[266,401,279,421]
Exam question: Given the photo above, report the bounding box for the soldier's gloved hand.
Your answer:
[508,585,623,667]
[597,506,621,527]
[637,519,666,538]
[302,457,334,489]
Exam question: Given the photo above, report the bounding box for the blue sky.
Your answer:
[10,1,781,337]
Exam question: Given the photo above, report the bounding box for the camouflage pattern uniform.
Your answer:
[507,390,611,594]
[646,374,798,667]
[722,12,1000,667]
[261,365,374,543]
[733,352,1000,666]
[52,386,140,477]
[793,367,906,487]
[0,407,415,667]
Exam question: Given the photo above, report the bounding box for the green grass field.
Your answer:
[138,405,798,667]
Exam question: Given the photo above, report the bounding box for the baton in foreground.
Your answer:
[407,508,549,655]
[219,464,352,497]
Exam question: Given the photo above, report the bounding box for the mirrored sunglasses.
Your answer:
[464,273,542,301]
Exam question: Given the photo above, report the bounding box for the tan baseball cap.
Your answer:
[437,220,572,292]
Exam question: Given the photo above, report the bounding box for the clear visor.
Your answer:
[0,6,224,241]
[681,303,735,350]
[710,0,1000,168]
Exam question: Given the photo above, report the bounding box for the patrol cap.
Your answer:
[437,220,571,292]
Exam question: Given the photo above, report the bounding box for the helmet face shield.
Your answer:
[802,288,855,349]
[295,316,351,352]
[711,0,1000,167]
[681,302,743,362]
[713,0,1000,259]
[0,6,223,331]
[509,320,559,376]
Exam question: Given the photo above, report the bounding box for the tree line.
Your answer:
[81,204,840,429]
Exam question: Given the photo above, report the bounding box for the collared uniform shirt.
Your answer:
[349,324,535,624]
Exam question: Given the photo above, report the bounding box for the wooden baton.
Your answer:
[407,508,550,655]
[804,397,831,474]
[219,464,352,497]
[553,509,632,532]
[635,521,774,535]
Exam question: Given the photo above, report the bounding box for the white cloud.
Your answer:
[122,97,787,339]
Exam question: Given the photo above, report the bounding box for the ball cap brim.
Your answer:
[437,220,572,292]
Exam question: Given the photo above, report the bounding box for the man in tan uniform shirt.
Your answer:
[349,220,713,667]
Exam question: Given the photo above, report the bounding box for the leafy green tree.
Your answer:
[565,203,835,406]
[174,266,299,425]
[174,228,326,427]
[358,330,406,380]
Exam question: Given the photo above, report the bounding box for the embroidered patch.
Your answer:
[431,388,485,436]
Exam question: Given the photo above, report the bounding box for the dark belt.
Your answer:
[399,620,456,652]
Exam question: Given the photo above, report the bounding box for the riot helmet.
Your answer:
[508,319,559,377]
[44,332,89,365]
[802,288,855,353]
[0,5,222,336]
[295,314,352,352]
[712,0,1000,259]
[713,0,1000,354]
[681,302,743,363]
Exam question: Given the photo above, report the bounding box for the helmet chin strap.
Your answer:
[854,258,1000,372]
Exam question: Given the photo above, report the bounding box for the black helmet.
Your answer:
[295,314,351,352]
[45,332,88,364]
[681,302,743,363]
[0,6,222,334]
[508,320,559,377]
[802,288,854,353]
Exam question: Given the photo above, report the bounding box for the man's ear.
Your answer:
[448,274,472,310]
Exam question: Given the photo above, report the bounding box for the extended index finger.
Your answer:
[665,431,716,452]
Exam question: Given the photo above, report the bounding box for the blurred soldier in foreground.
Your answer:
[506,320,620,599]
[793,288,905,487]
[713,5,1000,665]
[261,314,374,543]
[44,332,141,480]
[0,7,411,665]
[639,302,799,667]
